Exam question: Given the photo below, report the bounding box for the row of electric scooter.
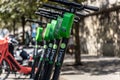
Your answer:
[27,0,99,80]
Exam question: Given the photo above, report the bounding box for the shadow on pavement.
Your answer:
[61,54,120,76]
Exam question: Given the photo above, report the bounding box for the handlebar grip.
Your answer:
[38,11,51,15]
[76,12,87,17]
[84,5,99,11]
[43,4,69,12]
[38,8,62,15]
[26,19,46,24]
[49,0,83,7]
[35,12,57,19]
[38,8,49,13]
[38,11,58,18]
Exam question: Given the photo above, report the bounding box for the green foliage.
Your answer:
[0,0,45,29]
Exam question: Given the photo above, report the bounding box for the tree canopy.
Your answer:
[0,0,46,29]
[0,0,85,30]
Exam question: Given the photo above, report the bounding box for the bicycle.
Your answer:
[0,38,32,80]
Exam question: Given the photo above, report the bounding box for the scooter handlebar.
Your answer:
[43,4,87,17]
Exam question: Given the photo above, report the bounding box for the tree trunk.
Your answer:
[73,0,82,65]
[74,22,82,65]
[21,16,26,44]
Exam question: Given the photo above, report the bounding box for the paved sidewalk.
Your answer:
[60,72,120,80]
[60,54,120,80]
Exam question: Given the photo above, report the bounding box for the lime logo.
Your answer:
[53,44,57,49]
[35,45,38,48]
[61,43,66,49]
[49,43,53,48]
[44,45,47,49]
